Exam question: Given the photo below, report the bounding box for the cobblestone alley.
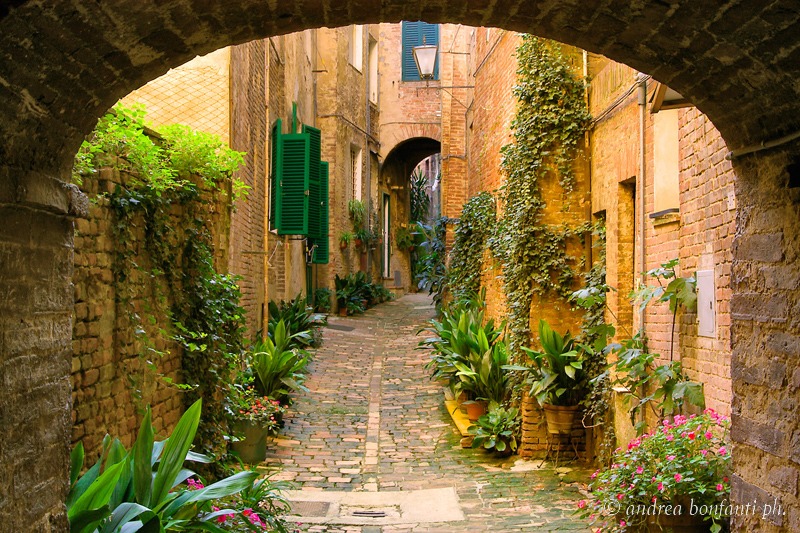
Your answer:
[262,293,591,532]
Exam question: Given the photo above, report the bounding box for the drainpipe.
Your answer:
[636,72,648,335]
[365,28,372,277]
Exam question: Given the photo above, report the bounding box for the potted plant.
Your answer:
[468,404,520,456]
[578,410,731,533]
[395,225,414,251]
[314,287,332,313]
[339,231,353,250]
[226,382,284,463]
[249,320,310,405]
[506,319,586,435]
[348,199,366,228]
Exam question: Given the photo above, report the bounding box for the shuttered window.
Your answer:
[401,21,439,81]
[312,161,330,264]
[270,119,330,264]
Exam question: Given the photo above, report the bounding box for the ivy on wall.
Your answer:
[75,104,248,468]
[447,191,496,303]
[489,35,592,361]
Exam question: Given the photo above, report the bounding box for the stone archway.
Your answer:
[2,2,800,530]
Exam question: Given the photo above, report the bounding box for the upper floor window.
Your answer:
[350,25,364,71]
[402,21,439,81]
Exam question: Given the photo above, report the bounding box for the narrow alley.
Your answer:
[263,294,591,532]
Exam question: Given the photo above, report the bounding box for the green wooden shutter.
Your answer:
[402,21,439,81]
[312,161,330,264]
[278,132,310,235]
[270,119,283,231]
[303,124,321,240]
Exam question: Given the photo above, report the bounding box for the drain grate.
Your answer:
[290,500,331,517]
[352,510,386,518]
[326,324,356,332]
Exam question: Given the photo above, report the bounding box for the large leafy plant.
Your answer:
[468,405,520,455]
[506,319,586,407]
[249,320,310,404]
[571,258,704,433]
[67,399,259,532]
[267,294,324,348]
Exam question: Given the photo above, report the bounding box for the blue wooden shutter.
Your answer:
[277,132,310,235]
[312,161,330,264]
[402,21,439,81]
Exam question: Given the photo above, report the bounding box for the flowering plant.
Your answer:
[226,381,285,432]
[578,410,731,532]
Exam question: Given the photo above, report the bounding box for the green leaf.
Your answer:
[68,459,126,527]
[150,399,202,505]
[70,442,85,488]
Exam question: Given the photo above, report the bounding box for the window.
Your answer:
[350,25,363,71]
[269,118,330,264]
[401,21,439,81]
[368,37,378,103]
[653,109,680,213]
[351,145,363,200]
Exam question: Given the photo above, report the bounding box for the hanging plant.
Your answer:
[447,191,496,303]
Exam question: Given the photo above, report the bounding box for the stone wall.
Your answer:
[71,162,230,458]
[730,146,800,532]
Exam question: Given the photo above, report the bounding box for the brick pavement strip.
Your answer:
[262,294,592,532]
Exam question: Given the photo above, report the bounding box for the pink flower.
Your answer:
[718,446,727,455]
[651,496,657,503]
[591,470,598,479]
[688,431,696,440]
[700,449,708,456]
[716,483,724,491]
[658,483,664,491]
[636,466,644,474]
[617,493,624,500]
[666,434,674,441]
[620,520,627,527]
[667,455,676,461]
[577,500,587,509]
[674,473,683,482]
[705,431,713,440]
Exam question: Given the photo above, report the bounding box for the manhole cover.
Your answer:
[290,500,331,517]
[326,324,356,332]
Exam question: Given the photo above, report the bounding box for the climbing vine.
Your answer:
[75,104,248,469]
[489,35,592,361]
[447,191,496,303]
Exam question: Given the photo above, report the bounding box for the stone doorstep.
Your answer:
[283,487,465,525]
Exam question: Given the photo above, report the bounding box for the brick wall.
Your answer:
[71,161,230,458]
[230,41,269,336]
[588,57,736,426]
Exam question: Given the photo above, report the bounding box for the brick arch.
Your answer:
[2,1,800,531]
[381,136,442,186]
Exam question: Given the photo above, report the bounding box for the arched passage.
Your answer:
[2,2,800,530]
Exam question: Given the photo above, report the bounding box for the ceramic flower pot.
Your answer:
[542,403,579,434]
[230,420,272,464]
[463,400,488,421]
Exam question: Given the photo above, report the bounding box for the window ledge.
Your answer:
[649,208,680,227]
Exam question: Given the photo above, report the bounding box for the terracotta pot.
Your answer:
[230,420,271,464]
[339,241,348,249]
[542,403,579,434]
[463,400,488,421]
[337,305,348,317]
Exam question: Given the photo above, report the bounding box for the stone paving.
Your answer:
[262,293,592,532]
